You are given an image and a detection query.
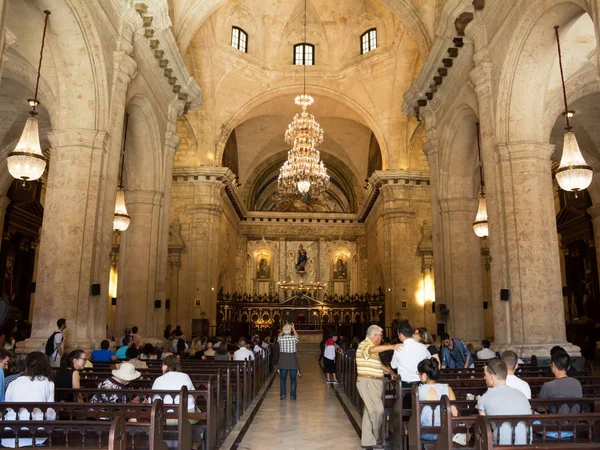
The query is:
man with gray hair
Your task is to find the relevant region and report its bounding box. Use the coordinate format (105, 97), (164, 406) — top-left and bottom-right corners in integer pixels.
(233, 339), (254, 361)
(356, 325), (402, 449)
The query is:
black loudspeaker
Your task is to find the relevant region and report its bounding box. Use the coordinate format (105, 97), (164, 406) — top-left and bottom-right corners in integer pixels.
(562, 286), (569, 297)
(483, 301), (489, 310)
(500, 289), (510, 301)
(29, 282), (36, 293)
(154, 300), (161, 308)
(439, 303), (449, 314)
(111, 297), (117, 306)
(165, 299), (171, 310)
(90, 284), (101, 296)
(431, 301), (436, 314)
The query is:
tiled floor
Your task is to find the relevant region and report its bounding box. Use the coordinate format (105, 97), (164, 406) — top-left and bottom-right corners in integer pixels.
(235, 355), (362, 450)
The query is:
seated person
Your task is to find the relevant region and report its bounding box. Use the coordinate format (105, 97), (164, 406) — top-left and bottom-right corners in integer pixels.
(476, 340), (496, 360)
(91, 339), (117, 362)
(55, 349), (87, 402)
(152, 355), (197, 423)
(203, 342), (215, 357)
(90, 362), (142, 403)
(502, 350), (531, 399)
(476, 359), (531, 445)
(139, 343), (157, 360)
(116, 346), (148, 370)
(417, 358), (458, 441)
(543, 346), (578, 377)
(214, 344), (231, 361)
(233, 340), (255, 361)
(115, 336), (131, 360)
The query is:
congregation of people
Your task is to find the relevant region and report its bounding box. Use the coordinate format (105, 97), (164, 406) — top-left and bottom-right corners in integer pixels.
(349, 322), (588, 449)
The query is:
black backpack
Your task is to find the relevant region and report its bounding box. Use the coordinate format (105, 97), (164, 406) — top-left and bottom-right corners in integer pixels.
(45, 331), (61, 356)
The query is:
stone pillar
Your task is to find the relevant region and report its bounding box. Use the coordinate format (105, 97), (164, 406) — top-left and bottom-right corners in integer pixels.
(438, 198), (485, 342)
(380, 184), (416, 325)
(116, 190), (163, 337)
(591, 0), (600, 83)
(186, 177), (225, 329)
(498, 142), (576, 355)
(0, 0), (10, 83)
(23, 130), (108, 351)
(167, 252), (181, 330)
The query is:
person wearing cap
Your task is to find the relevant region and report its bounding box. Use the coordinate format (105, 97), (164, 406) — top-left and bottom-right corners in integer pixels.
(90, 362), (143, 404)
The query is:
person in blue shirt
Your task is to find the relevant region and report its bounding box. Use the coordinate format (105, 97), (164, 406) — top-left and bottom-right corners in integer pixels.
(91, 340), (117, 362)
(440, 333), (474, 368)
(115, 336), (131, 360)
(0, 348), (10, 402)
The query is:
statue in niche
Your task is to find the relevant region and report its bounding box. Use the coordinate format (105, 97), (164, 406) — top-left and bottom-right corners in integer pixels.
(296, 244), (308, 273)
(257, 257), (270, 279)
(334, 257), (347, 279)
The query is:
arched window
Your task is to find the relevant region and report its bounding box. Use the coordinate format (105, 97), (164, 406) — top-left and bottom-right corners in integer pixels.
(231, 26), (248, 53)
(294, 43), (315, 65)
(361, 28), (377, 54)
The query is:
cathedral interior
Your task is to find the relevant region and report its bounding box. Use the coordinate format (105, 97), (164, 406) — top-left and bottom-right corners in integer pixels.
(0, 0), (599, 358)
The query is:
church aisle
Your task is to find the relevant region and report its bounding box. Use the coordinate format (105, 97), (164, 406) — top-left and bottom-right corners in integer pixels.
(234, 355), (362, 450)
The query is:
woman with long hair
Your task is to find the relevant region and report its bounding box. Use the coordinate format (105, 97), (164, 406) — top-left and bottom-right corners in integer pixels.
(414, 327), (440, 364)
(55, 349), (87, 402)
(6, 352), (54, 402)
(417, 358), (458, 441)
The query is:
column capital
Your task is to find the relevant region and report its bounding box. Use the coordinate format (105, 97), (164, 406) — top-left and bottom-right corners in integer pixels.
(499, 142), (555, 174)
(469, 61), (493, 99)
(126, 190), (163, 206)
(113, 50), (138, 84)
(165, 131), (181, 153)
(48, 129), (108, 150)
(439, 197), (478, 214)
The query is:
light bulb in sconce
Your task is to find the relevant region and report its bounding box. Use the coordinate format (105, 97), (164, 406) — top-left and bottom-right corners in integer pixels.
(211, 287), (215, 291)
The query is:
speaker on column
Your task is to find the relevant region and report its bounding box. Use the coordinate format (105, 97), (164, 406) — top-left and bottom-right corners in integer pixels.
(90, 284), (101, 296)
(431, 301), (436, 314)
(154, 300), (161, 309)
(483, 301), (489, 310)
(165, 299), (171, 310)
(111, 297), (117, 306)
(500, 289), (510, 301)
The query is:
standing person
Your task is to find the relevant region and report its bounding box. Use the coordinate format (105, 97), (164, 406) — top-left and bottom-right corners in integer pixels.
(440, 333), (474, 368)
(277, 323), (299, 400)
(55, 349), (87, 402)
(0, 349), (10, 401)
(46, 318), (66, 369)
(131, 326), (143, 349)
(501, 350), (531, 399)
(323, 333), (340, 384)
(476, 359), (531, 444)
(355, 325), (402, 450)
(390, 323), (431, 387)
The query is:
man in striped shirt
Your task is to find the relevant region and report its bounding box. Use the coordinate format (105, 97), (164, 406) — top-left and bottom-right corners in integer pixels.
(356, 325), (402, 449)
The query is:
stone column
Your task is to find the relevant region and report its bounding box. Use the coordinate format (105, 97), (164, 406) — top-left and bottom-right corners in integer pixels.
(116, 190), (163, 337)
(167, 252), (181, 329)
(23, 130), (108, 351)
(380, 184), (416, 325)
(0, 0), (10, 83)
(591, 0), (600, 83)
(498, 142), (576, 355)
(438, 198), (485, 342)
(586, 206), (600, 288)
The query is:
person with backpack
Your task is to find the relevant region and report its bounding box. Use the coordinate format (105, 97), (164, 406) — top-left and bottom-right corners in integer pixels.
(46, 318), (66, 368)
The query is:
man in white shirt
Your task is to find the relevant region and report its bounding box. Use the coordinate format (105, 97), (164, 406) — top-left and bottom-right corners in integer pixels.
(48, 318), (67, 368)
(476, 340), (497, 360)
(501, 350), (531, 399)
(233, 339), (255, 361)
(390, 323), (431, 387)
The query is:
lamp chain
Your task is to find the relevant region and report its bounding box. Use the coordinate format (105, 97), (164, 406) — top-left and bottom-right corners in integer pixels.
(554, 25), (571, 130)
(32, 11), (51, 115)
(303, 0), (307, 95)
(476, 122), (485, 196)
(118, 113), (129, 189)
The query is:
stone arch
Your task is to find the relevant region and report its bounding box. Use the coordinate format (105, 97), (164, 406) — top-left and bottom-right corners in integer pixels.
(175, 0), (431, 58)
(439, 106), (479, 200)
(214, 85), (390, 170)
(496, 0), (592, 144)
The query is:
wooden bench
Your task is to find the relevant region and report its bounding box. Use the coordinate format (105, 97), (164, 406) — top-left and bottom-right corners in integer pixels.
(0, 399), (173, 450)
(56, 385), (215, 450)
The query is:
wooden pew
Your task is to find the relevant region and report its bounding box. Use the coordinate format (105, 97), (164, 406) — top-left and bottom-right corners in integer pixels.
(473, 413), (600, 449)
(56, 385), (216, 450)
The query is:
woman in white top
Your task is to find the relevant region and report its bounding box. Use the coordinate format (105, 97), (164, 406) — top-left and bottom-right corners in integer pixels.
(152, 355), (196, 423)
(6, 351), (54, 402)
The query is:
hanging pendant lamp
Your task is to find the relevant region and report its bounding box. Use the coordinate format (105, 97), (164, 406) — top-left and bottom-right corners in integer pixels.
(7, 11), (51, 183)
(113, 114), (130, 231)
(553, 25), (592, 196)
(473, 122), (489, 238)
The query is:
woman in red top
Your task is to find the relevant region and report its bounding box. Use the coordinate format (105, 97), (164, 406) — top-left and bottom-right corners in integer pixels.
(323, 334), (340, 384)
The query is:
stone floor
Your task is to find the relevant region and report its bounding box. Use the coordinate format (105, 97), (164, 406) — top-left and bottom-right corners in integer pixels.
(233, 355), (362, 450)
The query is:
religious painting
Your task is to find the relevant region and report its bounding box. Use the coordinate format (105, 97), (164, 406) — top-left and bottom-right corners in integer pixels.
(255, 249), (271, 279)
(333, 256), (347, 279)
(296, 244), (308, 273)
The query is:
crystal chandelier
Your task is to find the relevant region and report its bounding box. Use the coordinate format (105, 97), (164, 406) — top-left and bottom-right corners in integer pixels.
(113, 114), (130, 231)
(7, 11), (51, 183)
(554, 25), (592, 196)
(278, 1), (329, 196)
(473, 122), (489, 238)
